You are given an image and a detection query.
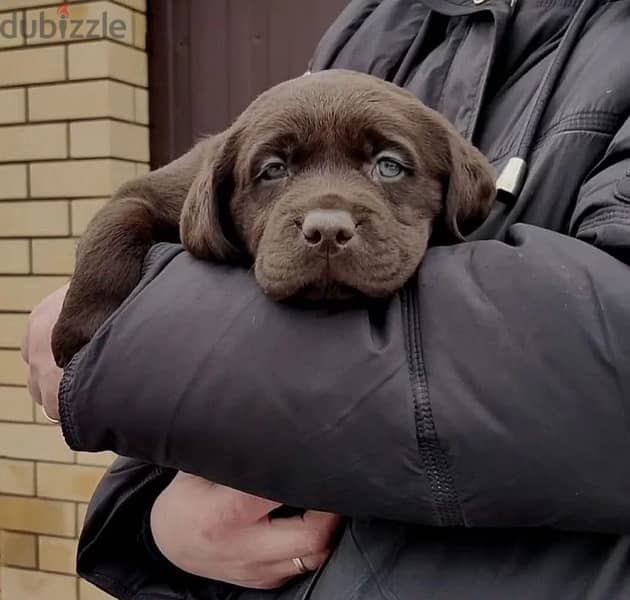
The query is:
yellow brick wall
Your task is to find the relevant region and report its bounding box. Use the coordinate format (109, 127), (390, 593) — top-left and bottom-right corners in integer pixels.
(0, 1), (148, 598)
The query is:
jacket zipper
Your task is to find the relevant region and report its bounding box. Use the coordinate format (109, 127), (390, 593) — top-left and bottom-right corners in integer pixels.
(401, 283), (464, 527)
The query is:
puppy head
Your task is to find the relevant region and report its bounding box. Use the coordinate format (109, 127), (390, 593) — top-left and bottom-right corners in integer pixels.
(181, 69), (495, 300)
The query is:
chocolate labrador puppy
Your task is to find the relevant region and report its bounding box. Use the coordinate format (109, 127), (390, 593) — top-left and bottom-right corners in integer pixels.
(51, 69), (495, 368)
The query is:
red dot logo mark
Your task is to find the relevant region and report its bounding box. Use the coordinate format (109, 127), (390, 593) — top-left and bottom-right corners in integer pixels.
(56, 2), (69, 17)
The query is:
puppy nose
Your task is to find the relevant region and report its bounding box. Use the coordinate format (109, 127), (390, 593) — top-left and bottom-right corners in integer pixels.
(301, 209), (356, 251)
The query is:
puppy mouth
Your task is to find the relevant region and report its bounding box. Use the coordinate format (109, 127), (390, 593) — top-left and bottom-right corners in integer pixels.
(257, 255), (397, 303)
(257, 256), (364, 302)
(294, 280), (361, 303)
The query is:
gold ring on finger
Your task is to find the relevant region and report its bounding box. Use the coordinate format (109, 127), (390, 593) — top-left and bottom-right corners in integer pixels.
(292, 556), (308, 575)
(41, 404), (60, 424)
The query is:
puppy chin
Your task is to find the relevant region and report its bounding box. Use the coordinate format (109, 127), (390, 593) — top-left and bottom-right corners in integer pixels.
(254, 269), (358, 303)
(254, 259), (304, 301)
(254, 243), (425, 302)
(255, 262), (403, 303)
(254, 259), (356, 302)
(295, 281), (361, 303)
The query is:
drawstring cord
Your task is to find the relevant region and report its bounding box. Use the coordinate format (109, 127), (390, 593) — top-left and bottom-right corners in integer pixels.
(497, 0), (600, 199)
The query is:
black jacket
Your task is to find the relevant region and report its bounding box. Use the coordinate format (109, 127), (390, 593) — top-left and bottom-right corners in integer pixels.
(61, 0), (630, 598)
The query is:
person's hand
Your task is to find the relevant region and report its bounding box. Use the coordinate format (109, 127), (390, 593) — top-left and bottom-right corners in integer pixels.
(151, 472), (342, 589)
(21, 284), (69, 423)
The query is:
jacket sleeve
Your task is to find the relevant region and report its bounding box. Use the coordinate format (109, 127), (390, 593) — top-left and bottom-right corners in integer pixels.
(76, 457), (237, 600)
(60, 121), (630, 534)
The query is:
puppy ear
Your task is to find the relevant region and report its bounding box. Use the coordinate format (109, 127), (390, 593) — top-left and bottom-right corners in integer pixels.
(180, 131), (243, 261)
(442, 123), (496, 240)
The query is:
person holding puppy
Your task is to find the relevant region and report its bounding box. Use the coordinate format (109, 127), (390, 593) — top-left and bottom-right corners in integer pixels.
(22, 0), (630, 599)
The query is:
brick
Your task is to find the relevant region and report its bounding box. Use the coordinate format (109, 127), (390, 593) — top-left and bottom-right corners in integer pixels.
(1, 0), (64, 9)
(133, 11), (146, 49)
(71, 120), (149, 161)
(113, 0), (146, 11)
(0, 496), (75, 536)
(0, 314), (29, 348)
(0, 164), (28, 199)
(0, 46), (65, 86)
(77, 451), (115, 467)
(0, 349), (25, 385)
(77, 503), (88, 530)
(0, 423), (74, 462)
(38, 536), (77, 574)
(26, 1), (133, 46)
(0, 89), (26, 124)
(28, 80), (135, 121)
(0, 386), (33, 422)
(71, 198), (107, 235)
(31, 159), (136, 198)
(0, 124), (66, 162)
(1, 567), (77, 600)
(0, 202), (69, 237)
(0, 240), (30, 274)
(134, 87), (148, 124)
(0, 12), (25, 49)
(0, 276), (68, 311)
(0, 532), (36, 568)
(32, 238), (76, 275)
(0, 458), (35, 495)
(80, 579), (117, 600)
(37, 463), (105, 502)
(69, 40), (147, 86)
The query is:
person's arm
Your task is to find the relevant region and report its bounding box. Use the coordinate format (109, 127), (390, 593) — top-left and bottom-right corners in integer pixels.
(75, 458), (338, 599)
(59, 120), (630, 533)
(22, 285), (340, 600)
(73, 458), (197, 599)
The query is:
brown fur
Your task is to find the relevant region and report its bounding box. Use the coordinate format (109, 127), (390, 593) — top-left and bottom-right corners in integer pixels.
(51, 69), (495, 367)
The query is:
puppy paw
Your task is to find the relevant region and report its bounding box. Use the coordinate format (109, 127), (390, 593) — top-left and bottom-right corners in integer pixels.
(51, 316), (91, 369)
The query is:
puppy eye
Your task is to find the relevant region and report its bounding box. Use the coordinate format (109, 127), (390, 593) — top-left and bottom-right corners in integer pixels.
(260, 161), (288, 181)
(376, 157), (404, 179)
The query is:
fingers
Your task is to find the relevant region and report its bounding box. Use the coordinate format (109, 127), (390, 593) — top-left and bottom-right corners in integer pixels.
(261, 551), (330, 586)
(40, 367), (62, 421)
(234, 510), (341, 562)
(220, 551), (331, 590)
(22, 323), (41, 406)
(269, 510), (342, 546)
(27, 348), (62, 420)
(194, 506), (340, 565)
(290, 550), (330, 575)
(20, 286), (67, 420)
(26, 369), (42, 407)
(243, 515), (340, 588)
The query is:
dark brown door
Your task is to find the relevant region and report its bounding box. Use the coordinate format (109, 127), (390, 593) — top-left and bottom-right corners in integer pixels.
(147, 0), (348, 169)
